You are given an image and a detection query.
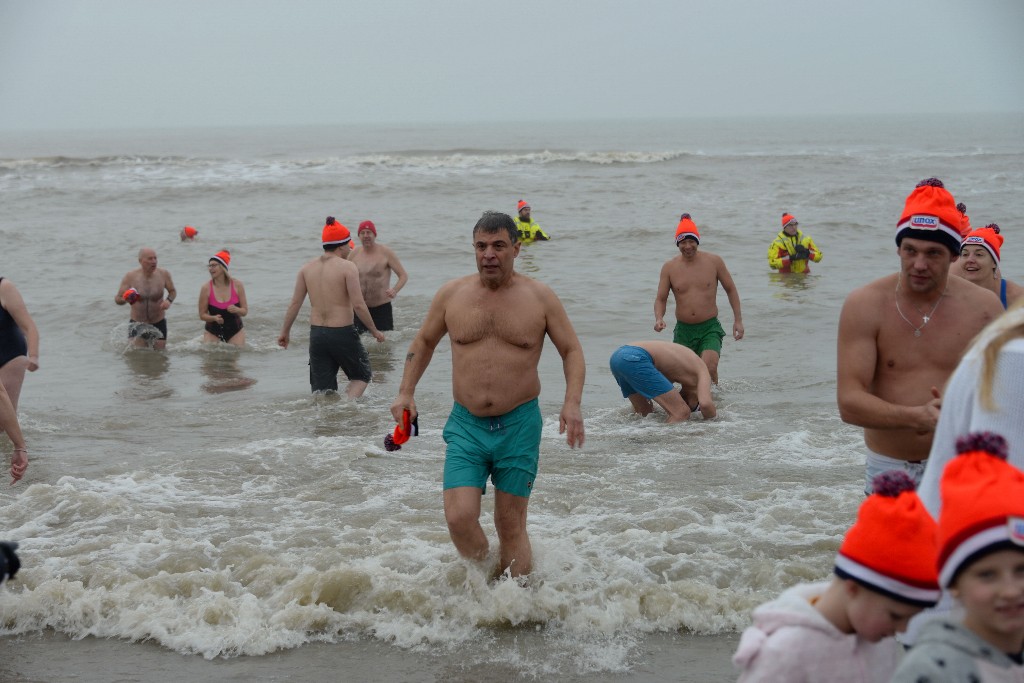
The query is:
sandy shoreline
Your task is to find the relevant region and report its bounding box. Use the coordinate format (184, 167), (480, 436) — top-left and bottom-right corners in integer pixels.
(1, 630), (741, 682)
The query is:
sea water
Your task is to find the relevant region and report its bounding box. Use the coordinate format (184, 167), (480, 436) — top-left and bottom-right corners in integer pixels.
(0, 114), (1022, 679)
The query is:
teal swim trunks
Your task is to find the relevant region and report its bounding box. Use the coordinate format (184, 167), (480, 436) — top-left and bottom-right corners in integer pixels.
(442, 398), (543, 498)
(673, 317), (725, 356)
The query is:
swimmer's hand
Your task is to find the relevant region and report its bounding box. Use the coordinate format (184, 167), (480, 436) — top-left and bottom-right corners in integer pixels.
(915, 386), (942, 435)
(123, 288), (140, 304)
(390, 396), (417, 426)
(385, 288), (397, 299)
(26, 355), (38, 372)
(733, 321), (744, 341)
(277, 332), (290, 349)
(10, 447), (27, 485)
(654, 318), (667, 333)
(372, 330), (385, 343)
(559, 403), (585, 448)
(211, 315), (224, 325)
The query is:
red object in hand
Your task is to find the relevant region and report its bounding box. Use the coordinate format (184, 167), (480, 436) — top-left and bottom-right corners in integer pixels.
(124, 287), (140, 304)
(384, 409), (417, 451)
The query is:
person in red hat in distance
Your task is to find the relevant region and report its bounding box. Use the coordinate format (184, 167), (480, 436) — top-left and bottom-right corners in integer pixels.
(837, 179), (1003, 493)
(348, 219), (408, 335)
(653, 213), (743, 384)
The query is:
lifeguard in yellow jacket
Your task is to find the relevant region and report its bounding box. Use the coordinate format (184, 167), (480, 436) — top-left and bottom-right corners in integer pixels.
(767, 213), (822, 273)
(514, 199), (550, 245)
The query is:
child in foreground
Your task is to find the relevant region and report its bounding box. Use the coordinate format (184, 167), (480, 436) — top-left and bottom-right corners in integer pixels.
(732, 471), (940, 682)
(891, 432), (1024, 681)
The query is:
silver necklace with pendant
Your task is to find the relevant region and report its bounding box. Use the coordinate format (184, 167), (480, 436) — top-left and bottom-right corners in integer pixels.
(895, 279), (945, 337)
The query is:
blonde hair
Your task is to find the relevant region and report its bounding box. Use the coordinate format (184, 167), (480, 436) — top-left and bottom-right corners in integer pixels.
(973, 298), (1024, 411)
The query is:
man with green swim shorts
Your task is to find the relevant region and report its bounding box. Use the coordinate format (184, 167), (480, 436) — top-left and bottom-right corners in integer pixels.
(391, 211), (585, 579)
(654, 213), (743, 383)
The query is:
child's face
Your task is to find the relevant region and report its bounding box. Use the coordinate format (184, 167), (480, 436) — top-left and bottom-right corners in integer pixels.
(846, 584), (923, 642)
(952, 549), (1024, 652)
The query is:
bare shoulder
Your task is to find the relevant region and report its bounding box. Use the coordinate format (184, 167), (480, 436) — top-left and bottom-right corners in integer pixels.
(949, 274), (1003, 309)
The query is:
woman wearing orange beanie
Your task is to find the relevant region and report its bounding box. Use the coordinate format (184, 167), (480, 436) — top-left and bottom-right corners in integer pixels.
(198, 250), (248, 346)
(956, 223), (1023, 309)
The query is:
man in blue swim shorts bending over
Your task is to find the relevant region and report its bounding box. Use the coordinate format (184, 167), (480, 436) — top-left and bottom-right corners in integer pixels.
(610, 340), (717, 422)
(391, 211), (585, 579)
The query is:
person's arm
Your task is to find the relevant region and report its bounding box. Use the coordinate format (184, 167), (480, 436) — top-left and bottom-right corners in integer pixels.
(161, 270), (177, 310)
(806, 235), (823, 263)
(115, 274), (133, 305)
(695, 365), (717, 419)
(347, 267), (384, 342)
(767, 239), (786, 271)
(653, 263), (671, 332)
(0, 281), (39, 371)
(385, 249), (409, 299)
(278, 271), (308, 349)
(717, 257), (744, 340)
(836, 290), (939, 431)
(542, 286), (585, 448)
(230, 280), (248, 317)
(533, 224), (550, 241)
(390, 284), (451, 423)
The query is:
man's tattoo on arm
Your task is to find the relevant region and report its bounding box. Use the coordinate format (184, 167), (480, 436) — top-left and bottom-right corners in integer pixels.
(405, 353), (415, 363)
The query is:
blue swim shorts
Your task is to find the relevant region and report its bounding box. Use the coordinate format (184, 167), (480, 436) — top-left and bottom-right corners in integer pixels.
(442, 398), (542, 498)
(609, 345), (674, 399)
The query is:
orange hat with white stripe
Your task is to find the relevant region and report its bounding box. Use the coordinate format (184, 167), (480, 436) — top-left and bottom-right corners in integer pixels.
(962, 224), (1003, 265)
(322, 216), (352, 246)
(210, 250), (231, 269)
(180, 226), (198, 240)
(675, 214), (700, 245)
(517, 199), (530, 214)
(781, 213), (797, 229)
(834, 470), (941, 606)
(937, 432), (1024, 588)
(896, 178), (963, 254)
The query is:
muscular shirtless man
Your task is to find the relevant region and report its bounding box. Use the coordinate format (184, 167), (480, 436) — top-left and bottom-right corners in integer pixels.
(348, 220), (408, 334)
(654, 214), (743, 383)
(278, 218), (385, 398)
(837, 179), (1003, 492)
(390, 211), (585, 578)
(115, 247), (177, 349)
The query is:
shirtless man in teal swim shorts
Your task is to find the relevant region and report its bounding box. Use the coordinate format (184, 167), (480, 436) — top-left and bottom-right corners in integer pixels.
(391, 211), (585, 579)
(654, 214), (743, 383)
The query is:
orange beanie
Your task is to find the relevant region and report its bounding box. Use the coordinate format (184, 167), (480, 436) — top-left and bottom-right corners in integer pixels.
(781, 213), (797, 229)
(210, 250), (231, 269)
(674, 214), (700, 245)
(896, 178), (963, 254)
(834, 470), (940, 606)
(962, 224), (1003, 265)
(181, 225), (198, 239)
(957, 202), (971, 236)
(937, 432), (1024, 587)
(517, 199), (530, 213)
(322, 216), (352, 246)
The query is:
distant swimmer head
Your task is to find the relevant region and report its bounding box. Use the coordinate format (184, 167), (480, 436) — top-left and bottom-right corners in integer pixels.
(781, 213), (798, 229)
(895, 178), (962, 255)
(675, 213), (699, 245)
(517, 199), (530, 216)
(210, 249), (231, 270)
(180, 225), (198, 241)
(322, 219), (352, 249)
(358, 220), (377, 236)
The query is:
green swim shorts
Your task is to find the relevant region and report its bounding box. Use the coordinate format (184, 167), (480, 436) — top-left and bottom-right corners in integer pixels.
(442, 398), (542, 498)
(673, 317), (726, 356)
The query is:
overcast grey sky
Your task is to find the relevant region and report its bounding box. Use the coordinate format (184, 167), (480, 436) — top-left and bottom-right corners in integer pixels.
(1, 0), (1021, 130)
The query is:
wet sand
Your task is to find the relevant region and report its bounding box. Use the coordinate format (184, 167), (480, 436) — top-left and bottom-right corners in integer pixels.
(1, 630), (741, 682)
